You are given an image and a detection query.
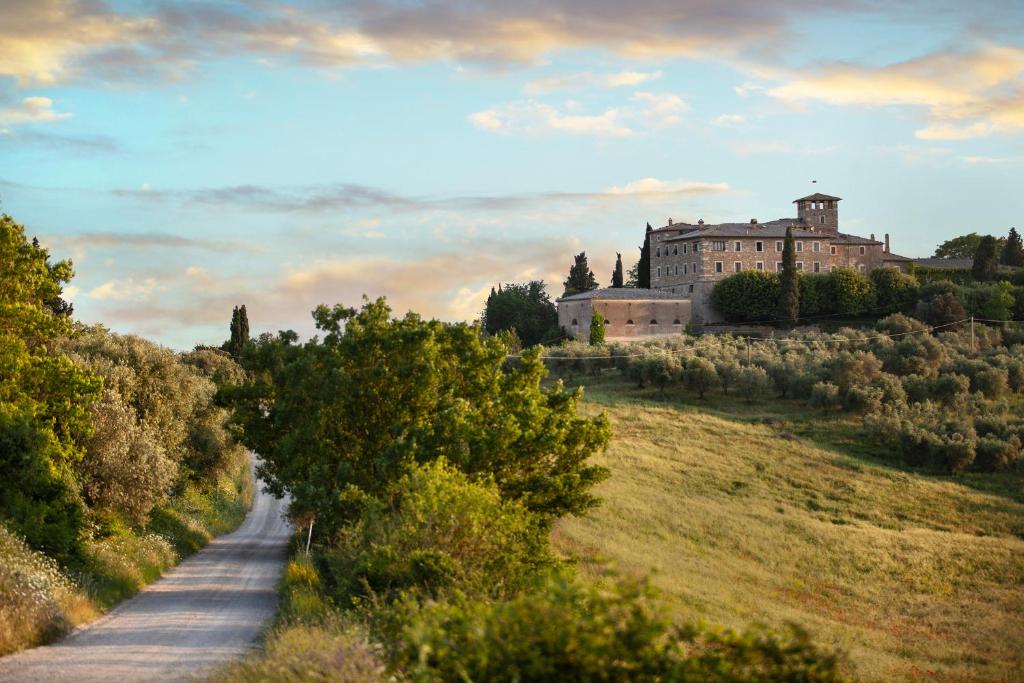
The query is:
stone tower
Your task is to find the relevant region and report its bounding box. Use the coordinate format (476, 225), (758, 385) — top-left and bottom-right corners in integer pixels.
(794, 193), (841, 235)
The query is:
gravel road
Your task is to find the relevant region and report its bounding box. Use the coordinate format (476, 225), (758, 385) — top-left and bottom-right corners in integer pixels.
(0, 474), (291, 682)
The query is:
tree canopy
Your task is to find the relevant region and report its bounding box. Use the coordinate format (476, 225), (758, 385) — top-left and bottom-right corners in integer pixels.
(1003, 227), (1024, 268)
(482, 281), (558, 347)
(973, 235), (1001, 281)
(563, 252), (598, 296)
(934, 232), (1005, 260)
(778, 226), (799, 324)
(611, 253), (624, 288)
(637, 224), (652, 289)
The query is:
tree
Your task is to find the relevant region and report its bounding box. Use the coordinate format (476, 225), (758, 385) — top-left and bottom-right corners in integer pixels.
(563, 252), (598, 296)
(871, 268), (919, 314)
(611, 253), (624, 288)
(481, 281), (559, 347)
(589, 310), (606, 345)
(1003, 227), (1024, 267)
(711, 271), (781, 322)
(934, 233), (1005, 260)
(225, 305), (250, 358)
(637, 224), (652, 289)
(227, 298), (611, 537)
(683, 357), (718, 399)
(777, 226), (800, 325)
(828, 268), (876, 315)
(972, 235), (1000, 281)
(625, 260), (640, 288)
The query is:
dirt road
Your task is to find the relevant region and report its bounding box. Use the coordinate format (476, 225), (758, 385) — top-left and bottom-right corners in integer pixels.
(0, 477), (291, 682)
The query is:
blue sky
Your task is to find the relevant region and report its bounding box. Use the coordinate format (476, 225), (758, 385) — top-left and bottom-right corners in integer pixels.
(2, 0), (1023, 348)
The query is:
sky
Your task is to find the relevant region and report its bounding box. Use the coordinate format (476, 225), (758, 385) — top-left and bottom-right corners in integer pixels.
(1, 0), (1023, 349)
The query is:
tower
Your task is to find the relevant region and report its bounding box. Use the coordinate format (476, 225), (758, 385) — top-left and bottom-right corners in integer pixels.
(794, 193), (840, 235)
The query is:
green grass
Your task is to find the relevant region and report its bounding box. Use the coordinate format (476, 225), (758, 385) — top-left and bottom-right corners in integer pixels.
(553, 376), (1024, 682)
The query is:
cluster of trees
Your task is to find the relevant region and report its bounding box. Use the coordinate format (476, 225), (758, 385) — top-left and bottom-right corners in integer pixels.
(223, 297), (846, 679)
(0, 213), (246, 566)
(538, 314), (1024, 474)
(933, 228), (1024, 268)
(713, 263), (1023, 325)
(481, 281), (559, 347)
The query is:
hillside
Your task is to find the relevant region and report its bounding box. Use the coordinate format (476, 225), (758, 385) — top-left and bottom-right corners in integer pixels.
(555, 380), (1024, 682)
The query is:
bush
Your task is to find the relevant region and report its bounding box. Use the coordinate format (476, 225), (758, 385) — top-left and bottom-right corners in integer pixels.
(711, 271), (780, 322)
(916, 292), (966, 327)
(810, 382), (841, 410)
(871, 269), (919, 314)
(827, 268), (876, 315)
(799, 274), (831, 317)
(392, 573), (848, 682)
(683, 357), (718, 399)
(322, 461), (552, 607)
(975, 435), (1022, 472)
(716, 361), (742, 395)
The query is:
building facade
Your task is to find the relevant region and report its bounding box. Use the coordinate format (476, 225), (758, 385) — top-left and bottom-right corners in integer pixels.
(558, 288), (692, 341)
(647, 193), (911, 324)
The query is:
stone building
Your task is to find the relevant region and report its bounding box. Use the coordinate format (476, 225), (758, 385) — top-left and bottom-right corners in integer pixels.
(647, 193), (911, 324)
(558, 288), (692, 341)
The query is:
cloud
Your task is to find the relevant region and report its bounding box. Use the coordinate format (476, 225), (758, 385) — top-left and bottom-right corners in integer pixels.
(87, 277), (158, 301)
(0, 96), (70, 126)
(0, 128), (117, 152)
(604, 178), (729, 196)
(523, 70), (662, 95)
(711, 113), (745, 125)
(766, 46), (1024, 139)
(961, 155), (1007, 164)
(43, 231), (263, 253)
(470, 90), (686, 137)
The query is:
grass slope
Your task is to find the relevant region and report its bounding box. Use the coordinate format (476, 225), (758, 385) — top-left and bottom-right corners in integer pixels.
(554, 379), (1024, 683)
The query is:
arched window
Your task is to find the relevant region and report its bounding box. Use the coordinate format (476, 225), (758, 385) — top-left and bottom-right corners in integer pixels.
(626, 319), (634, 325)
(571, 319), (578, 326)
(673, 246), (678, 255)
(650, 319), (658, 325)
(673, 319), (682, 325)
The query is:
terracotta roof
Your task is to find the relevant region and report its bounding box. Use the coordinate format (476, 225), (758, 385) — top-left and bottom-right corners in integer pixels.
(793, 192), (842, 202)
(558, 288), (689, 302)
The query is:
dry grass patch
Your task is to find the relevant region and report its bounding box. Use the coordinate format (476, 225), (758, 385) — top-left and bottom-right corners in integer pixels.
(554, 393), (1024, 682)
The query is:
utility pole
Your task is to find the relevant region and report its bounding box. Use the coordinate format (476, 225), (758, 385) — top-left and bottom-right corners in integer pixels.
(305, 518), (314, 554)
(746, 337), (751, 365)
(970, 316), (975, 353)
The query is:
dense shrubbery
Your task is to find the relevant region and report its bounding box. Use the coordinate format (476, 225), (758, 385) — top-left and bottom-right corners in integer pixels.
(538, 314), (1024, 474)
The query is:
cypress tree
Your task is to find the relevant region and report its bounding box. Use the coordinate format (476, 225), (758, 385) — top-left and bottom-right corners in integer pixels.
(778, 226), (800, 326)
(589, 310), (606, 345)
(611, 253), (624, 288)
(1002, 227), (1024, 267)
(638, 223), (652, 289)
(563, 252), (599, 296)
(238, 304), (250, 346)
(225, 304), (251, 358)
(972, 235), (1000, 281)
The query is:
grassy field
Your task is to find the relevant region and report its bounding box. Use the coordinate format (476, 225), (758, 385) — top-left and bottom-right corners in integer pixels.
(553, 377), (1024, 683)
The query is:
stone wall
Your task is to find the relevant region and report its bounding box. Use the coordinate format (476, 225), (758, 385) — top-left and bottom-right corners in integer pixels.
(559, 297), (693, 341)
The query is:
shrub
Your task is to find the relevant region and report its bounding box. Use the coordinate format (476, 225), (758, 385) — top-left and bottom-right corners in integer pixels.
(827, 268), (876, 315)
(322, 460), (552, 607)
(683, 357), (718, 399)
(735, 366), (770, 404)
(716, 361), (742, 395)
(842, 385), (884, 414)
(916, 292), (966, 327)
(589, 310), (606, 345)
(827, 351), (883, 393)
(871, 269), (919, 314)
(392, 573), (848, 682)
(799, 274), (831, 317)
(974, 435), (1022, 472)
(711, 271), (780, 322)
(809, 382), (841, 410)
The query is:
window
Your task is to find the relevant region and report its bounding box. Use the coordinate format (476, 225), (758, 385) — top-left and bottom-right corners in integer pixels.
(712, 241), (726, 251)
(683, 263), (688, 275)
(756, 261), (764, 271)
(571, 319), (578, 326)
(796, 241), (804, 252)
(694, 243), (700, 252)
(734, 262), (742, 273)
(657, 266), (661, 277)
(683, 244), (688, 254)
(756, 241), (763, 252)
(812, 241), (820, 253)
(734, 241), (742, 251)
(675, 265), (679, 275)
(858, 264), (866, 273)
(830, 245), (837, 255)
(796, 262), (804, 272)
(649, 319), (658, 325)
(860, 246), (866, 255)
(820, 216), (825, 224)
(673, 319), (682, 325)
(715, 261), (723, 273)
(775, 241), (783, 252)
(656, 247), (661, 257)
(688, 284), (694, 293)
(776, 262), (783, 272)
(626, 319), (634, 325)
(673, 245), (678, 255)
(813, 262), (821, 273)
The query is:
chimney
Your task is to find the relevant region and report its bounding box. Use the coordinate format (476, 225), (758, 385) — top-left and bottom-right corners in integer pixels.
(870, 233), (875, 241)
(885, 233), (890, 253)
(667, 217), (673, 226)
(750, 218), (758, 224)
(697, 219), (704, 225)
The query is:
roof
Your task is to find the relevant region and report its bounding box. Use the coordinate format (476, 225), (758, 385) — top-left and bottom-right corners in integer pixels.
(660, 219), (817, 241)
(882, 252), (913, 262)
(830, 232), (882, 245)
(558, 288), (689, 302)
(912, 257), (973, 270)
(793, 192), (842, 202)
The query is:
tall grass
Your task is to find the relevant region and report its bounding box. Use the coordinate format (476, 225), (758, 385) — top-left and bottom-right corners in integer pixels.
(553, 382), (1024, 682)
(0, 449), (254, 656)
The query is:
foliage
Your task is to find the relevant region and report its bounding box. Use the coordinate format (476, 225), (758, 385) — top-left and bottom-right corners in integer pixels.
(972, 235), (1001, 281)
(563, 251), (599, 296)
(735, 366), (770, 404)
(710, 271), (780, 322)
(1003, 227), (1024, 267)
(229, 298), (610, 537)
(827, 267), (876, 315)
(224, 305), (250, 358)
(871, 268), (919, 314)
(684, 357), (718, 399)
(778, 226), (800, 325)
(934, 232), (1004, 260)
(637, 223), (652, 289)
(482, 281), (559, 347)
(915, 292), (966, 327)
(611, 252), (624, 288)
(393, 572), (847, 682)
(322, 461), (552, 607)
(589, 309), (606, 345)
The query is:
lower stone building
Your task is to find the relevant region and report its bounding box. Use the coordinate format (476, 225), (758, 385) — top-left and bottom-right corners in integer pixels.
(557, 288), (691, 341)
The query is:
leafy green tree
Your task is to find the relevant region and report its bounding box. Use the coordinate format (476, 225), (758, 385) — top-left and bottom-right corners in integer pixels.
(711, 271), (781, 322)
(224, 305), (250, 358)
(625, 260), (640, 288)
(1003, 227), (1024, 267)
(482, 281), (558, 347)
(915, 292), (966, 327)
(736, 366), (770, 404)
(611, 253), (624, 288)
(227, 298), (611, 537)
(972, 235), (1001, 281)
(934, 232), (1005, 259)
(871, 269), (919, 314)
(778, 226), (800, 325)
(828, 268), (876, 315)
(683, 357), (718, 399)
(637, 224), (652, 289)
(563, 252), (599, 296)
(589, 310), (606, 345)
